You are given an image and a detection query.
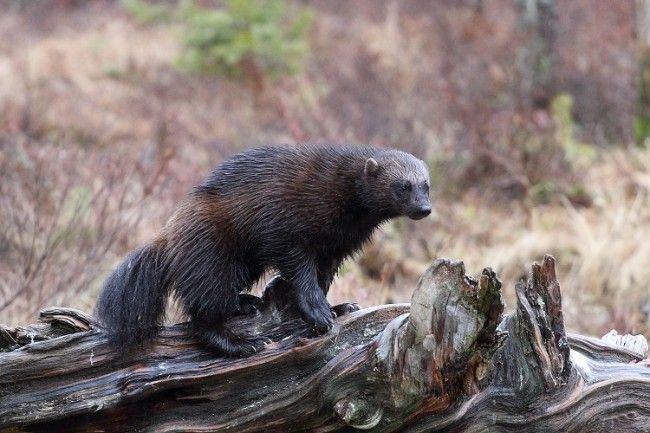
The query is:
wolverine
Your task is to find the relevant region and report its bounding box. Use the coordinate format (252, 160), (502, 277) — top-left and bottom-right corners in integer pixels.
(95, 144), (431, 357)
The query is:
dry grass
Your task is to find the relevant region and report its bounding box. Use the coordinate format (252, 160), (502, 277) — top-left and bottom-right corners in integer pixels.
(328, 148), (650, 336)
(0, 2), (647, 339)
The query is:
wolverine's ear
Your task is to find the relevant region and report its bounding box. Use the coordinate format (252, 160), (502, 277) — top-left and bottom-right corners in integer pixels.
(364, 158), (379, 176)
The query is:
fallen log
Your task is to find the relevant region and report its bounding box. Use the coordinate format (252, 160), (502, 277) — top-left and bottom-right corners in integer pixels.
(0, 255), (648, 432)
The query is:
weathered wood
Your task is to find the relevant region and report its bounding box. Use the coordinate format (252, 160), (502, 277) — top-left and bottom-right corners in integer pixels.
(0, 255), (648, 432)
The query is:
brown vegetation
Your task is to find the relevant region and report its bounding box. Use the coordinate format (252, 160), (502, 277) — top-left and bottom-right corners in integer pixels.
(0, 0), (648, 338)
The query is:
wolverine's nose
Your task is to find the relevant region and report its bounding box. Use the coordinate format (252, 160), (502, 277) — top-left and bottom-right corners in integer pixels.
(416, 206), (431, 217)
(409, 205), (431, 220)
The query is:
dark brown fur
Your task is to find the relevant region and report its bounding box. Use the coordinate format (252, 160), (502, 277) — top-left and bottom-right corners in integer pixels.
(95, 145), (431, 356)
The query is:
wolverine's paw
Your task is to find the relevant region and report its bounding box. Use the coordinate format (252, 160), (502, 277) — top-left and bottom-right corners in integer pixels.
(219, 334), (272, 357)
(297, 294), (334, 335)
(330, 302), (361, 318)
(235, 293), (265, 315)
(195, 328), (272, 358)
(232, 335), (273, 357)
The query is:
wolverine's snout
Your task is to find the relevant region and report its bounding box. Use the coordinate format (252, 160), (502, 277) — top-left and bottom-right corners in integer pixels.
(407, 192), (432, 220)
(413, 205), (432, 219)
(409, 204), (431, 220)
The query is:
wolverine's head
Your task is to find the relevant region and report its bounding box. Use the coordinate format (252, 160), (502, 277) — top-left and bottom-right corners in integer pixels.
(359, 149), (431, 220)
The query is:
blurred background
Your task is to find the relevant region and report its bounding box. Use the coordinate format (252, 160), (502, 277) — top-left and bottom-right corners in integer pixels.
(1, 0), (649, 337)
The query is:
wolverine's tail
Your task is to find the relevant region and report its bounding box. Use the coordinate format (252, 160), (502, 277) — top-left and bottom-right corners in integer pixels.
(95, 243), (170, 352)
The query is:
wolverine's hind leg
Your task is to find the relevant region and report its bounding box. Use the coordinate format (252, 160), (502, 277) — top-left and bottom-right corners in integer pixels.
(174, 244), (269, 357)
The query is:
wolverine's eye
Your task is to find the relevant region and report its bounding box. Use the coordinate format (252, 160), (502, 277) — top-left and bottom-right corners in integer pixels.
(401, 181), (412, 192)
(422, 182), (429, 194)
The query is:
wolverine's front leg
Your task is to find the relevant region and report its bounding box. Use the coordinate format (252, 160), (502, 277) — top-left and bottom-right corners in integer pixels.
(263, 261), (360, 324)
(317, 260), (360, 318)
(277, 256), (333, 334)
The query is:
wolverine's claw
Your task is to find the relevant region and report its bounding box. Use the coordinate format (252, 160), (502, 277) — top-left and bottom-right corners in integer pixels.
(331, 302), (361, 317)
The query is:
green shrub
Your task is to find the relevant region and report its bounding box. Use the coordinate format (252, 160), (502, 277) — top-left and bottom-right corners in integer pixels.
(551, 93), (595, 166)
(634, 115), (650, 147)
(177, 0), (313, 81)
(120, 0), (172, 24)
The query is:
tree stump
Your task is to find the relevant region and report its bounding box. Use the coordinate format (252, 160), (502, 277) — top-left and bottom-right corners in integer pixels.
(1, 255), (648, 432)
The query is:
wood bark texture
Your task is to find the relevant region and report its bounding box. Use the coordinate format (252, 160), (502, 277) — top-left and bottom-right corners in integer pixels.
(1, 255), (648, 432)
